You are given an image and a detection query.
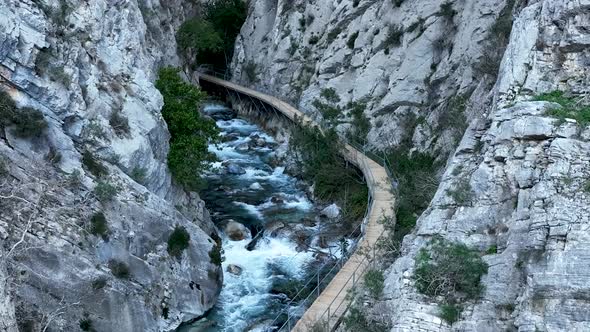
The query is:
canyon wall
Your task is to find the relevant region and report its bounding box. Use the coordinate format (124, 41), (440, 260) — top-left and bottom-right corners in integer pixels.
(0, 0), (221, 331)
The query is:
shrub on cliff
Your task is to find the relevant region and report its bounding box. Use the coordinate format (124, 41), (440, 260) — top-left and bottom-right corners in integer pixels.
(90, 212), (109, 239)
(167, 226), (190, 258)
(0, 90), (48, 138)
(155, 67), (218, 190)
(414, 237), (488, 324)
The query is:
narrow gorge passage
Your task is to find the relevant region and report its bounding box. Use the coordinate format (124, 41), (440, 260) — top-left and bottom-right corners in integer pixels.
(182, 102), (342, 331)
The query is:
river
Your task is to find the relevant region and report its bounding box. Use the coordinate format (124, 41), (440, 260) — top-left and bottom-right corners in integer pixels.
(183, 102), (329, 331)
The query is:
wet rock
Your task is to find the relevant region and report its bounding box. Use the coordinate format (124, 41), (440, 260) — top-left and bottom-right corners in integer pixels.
(209, 109), (235, 121)
(223, 220), (251, 241)
(302, 218), (317, 227)
(226, 264), (243, 276)
(235, 143), (250, 152)
(320, 204), (341, 219)
(264, 220), (286, 237)
(226, 163), (246, 175)
(221, 133), (240, 142)
(270, 196), (284, 204)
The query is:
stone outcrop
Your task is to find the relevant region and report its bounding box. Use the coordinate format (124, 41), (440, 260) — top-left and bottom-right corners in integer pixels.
(0, 0), (221, 330)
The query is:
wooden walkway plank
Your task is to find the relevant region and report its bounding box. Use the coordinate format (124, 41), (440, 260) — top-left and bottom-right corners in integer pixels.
(198, 73), (396, 332)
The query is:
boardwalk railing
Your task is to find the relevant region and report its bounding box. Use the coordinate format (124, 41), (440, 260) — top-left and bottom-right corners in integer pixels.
(197, 69), (396, 331)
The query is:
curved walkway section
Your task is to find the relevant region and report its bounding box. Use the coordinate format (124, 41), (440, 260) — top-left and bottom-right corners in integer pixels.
(198, 73), (396, 331)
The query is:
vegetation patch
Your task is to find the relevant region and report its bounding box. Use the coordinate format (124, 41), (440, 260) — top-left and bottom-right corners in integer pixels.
(167, 226), (191, 258)
(209, 243), (224, 266)
(414, 237), (488, 325)
(176, 0), (246, 70)
(109, 111), (130, 136)
(82, 151), (108, 178)
(534, 91), (590, 126)
(155, 68), (219, 190)
(90, 212), (109, 239)
(343, 306), (389, 332)
(289, 125), (368, 229)
(474, 0), (516, 78)
(130, 167), (147, 184)
(108, 259), (130, 279)
(364, 269), (385, 298)
(94, 181), (118, 202)
(0, 91), (48, 138)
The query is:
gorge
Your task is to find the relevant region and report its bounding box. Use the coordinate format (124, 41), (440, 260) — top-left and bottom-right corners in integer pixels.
(2, 0), (590, 331)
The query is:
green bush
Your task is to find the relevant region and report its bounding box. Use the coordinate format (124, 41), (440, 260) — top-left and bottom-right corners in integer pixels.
(382, 25), (403, 50)
(346, 101), (371, 143)
(309, 35), (320, 45)
(439, 2), (457, 19)
(209, 243), (223, 265)
(347, 31), (359, 49)
(91, 277), (107, 290)
(108, 260), (130, 279)
(290, 125), (368, 228)
(177, 19), (223, 57)
(90, 212), (109, 238)
(109, 111), (130, 136)
(79, 318), (93, 331)
(0, 91), (47, 137)
(167, 226), (191, 258)
(82, 151), (108, 177)
(155, 67), (218, 190)
(534, 91), (590, 125)
(439, 303), (461, 324)
(94, 181), (118, 202)
(486, 245), (497, 255)
(414, 237), (488, 301)
(131, 167), (147, 184)
(364, 269), (385, 298)
(12, 107), (48, 138)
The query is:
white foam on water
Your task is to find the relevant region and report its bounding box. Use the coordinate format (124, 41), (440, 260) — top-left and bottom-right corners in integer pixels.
(233, 201), (264, 220)
(204, 103), (230, 113)
(217, 236), (314, 331)
(217, 119), (259, 133)
(209, 144), (246, 160)
(283, 194), (313, 211)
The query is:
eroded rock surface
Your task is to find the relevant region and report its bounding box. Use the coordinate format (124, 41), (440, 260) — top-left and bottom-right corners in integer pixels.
(0, 0), (222, 331)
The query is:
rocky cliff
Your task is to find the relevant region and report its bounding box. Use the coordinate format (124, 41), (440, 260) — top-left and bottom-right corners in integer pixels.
(232, 0), (590, 330)
(0, 0), (221, 331)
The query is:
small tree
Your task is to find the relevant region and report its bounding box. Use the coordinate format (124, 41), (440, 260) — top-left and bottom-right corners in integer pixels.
(167, 226), (190, 258)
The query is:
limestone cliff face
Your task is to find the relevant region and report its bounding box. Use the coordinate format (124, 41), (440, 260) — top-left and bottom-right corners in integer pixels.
(233, 0), (590, 330)
(0, 0), (221, 331)
(232, 0), (511, 155)
(384, 1), (590, 331)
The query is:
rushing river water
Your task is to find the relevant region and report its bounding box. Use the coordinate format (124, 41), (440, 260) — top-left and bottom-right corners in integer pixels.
(185, 102), (322, 331)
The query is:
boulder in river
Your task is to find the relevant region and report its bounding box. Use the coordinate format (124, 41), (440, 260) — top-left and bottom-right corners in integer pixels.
(320, 203), (341, 219)
(226, 264), (243, 276)
(270, 196), (284, 204)
(223, 220), (251, 241)
(249, 182), (262, 190)
(226, 163), (246, 175)
(235, 143), (250, 152)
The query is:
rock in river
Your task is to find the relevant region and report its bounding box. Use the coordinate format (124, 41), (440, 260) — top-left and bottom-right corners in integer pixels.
(226, 264), (243, 276)
(223, 220), (251, 241)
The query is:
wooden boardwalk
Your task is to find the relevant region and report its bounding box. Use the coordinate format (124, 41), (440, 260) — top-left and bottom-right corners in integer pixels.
(198, 74), (396, 331)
